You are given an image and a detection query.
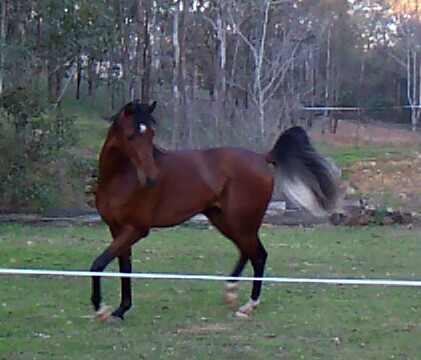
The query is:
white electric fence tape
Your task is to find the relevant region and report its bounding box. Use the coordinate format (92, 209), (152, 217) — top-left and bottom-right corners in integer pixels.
(1, 268), (421, 287)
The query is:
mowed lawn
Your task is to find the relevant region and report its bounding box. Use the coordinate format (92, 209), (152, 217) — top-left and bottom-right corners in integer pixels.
(0, 222), (420, 359)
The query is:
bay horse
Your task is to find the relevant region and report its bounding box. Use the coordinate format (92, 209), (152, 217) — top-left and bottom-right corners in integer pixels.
(91, 100), (340, 321)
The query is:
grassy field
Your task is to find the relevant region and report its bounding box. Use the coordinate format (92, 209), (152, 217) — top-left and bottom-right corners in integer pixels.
(0, 223), (420, 359)
(315, 141), (417, 167)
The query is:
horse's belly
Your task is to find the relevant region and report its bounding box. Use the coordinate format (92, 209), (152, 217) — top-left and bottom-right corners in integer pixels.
(151, 211), (198, 227)
(151, 199), (207, 227)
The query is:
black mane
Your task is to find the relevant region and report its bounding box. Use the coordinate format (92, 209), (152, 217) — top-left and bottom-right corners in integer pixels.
(130, 100), (157, 126)
(108, 100), (157, 126)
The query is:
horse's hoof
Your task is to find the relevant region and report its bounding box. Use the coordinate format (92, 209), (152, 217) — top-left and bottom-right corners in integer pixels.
(225, 292), (238, 309)
(106, 315), (123, 324)
(235, 310), (250, 319)
(235, 298), (260, 318)
(224, 283), (238, 309)
(95, 304), (111, 321)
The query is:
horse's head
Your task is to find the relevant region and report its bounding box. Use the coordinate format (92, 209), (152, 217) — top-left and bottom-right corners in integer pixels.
(112, 100), (159, 187)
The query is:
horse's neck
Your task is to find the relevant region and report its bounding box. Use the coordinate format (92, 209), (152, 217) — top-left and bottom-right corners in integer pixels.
(98, 137), (131, 180)
(98, 134), (165, 178)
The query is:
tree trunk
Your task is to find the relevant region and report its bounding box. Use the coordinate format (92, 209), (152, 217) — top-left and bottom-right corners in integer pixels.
(0, 0), (6, 96)
(76, 49), (82, 100)
(308, 45), (316, 129)
(406, 45), (419, 132)
(55, 67), (62, 116)
(135, 0), (151, 102)
(87, 57), (95, 98)
(47, 57), (56, 104)
(255, 0), (271, 140)
(212, 0), (227, 144)
(323, 27), (331, 133)
(178, 0), (190, 147)
(111, 0), (124, 108)
(411, 108), (418, 132)
(171, 4), (181, 148)
(140, 3), (151, 103)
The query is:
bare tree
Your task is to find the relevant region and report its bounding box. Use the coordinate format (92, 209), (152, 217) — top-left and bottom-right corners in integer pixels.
(402, 18), (421, 132)
(383, 0), (421, 131)
(229, 0), (301, 140)
(135, 0), (153, 102)
(171, 1), (181, 148)
(202, 0), (228, 144)
(0, 0), (6, 96)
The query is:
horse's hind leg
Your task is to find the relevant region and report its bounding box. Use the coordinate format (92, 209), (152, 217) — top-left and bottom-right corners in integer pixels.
(205, 206), (268, 317)
(204, 207), (247, 309)
(225, 254), (247, 308)
(223, 234), (268, 317)
(236, 238), (267, 318)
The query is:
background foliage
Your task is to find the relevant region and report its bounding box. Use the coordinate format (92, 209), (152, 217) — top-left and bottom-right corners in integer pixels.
(0, 0), (420, 211)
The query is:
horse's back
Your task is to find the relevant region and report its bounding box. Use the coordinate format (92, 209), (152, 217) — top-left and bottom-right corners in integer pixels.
(165, 147), (273, 193)
(158, 146), (271, 182)
(203, 147), (273, 187)
(198, 147), (274, 230)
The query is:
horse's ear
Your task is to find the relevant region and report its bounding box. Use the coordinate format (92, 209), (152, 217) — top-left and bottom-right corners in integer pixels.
(123, 102), (133, 116)
(149, 101), (157, 114)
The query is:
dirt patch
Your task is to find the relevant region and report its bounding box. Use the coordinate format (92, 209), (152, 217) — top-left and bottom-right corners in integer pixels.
(346, 153), (421, 194)
(310, 120), (421, 146)
(345, 152), (421, 211)
(310, 120), (421, 211)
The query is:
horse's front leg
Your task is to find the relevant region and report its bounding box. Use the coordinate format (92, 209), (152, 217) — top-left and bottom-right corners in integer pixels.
(110, 249), (132, 320)
(90, 225), (145, 321)
(90, 247), (115, 318)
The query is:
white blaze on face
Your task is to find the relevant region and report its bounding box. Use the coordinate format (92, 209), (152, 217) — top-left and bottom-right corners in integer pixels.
(138, 123), (147, 133)
(136, 169), (147, 186)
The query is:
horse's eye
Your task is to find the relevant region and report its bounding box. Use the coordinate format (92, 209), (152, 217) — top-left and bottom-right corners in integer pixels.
(139, 124), (147, 134)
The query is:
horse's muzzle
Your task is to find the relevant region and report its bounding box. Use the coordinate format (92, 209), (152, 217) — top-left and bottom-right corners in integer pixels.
(145, 176), (158, 188)
(136, 170), (158, 188)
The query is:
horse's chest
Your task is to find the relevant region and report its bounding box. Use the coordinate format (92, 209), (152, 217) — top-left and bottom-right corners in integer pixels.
(96, 175), (151, 224)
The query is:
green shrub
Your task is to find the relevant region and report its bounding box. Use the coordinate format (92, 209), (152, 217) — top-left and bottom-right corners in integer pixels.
(0, 103), (84, 212)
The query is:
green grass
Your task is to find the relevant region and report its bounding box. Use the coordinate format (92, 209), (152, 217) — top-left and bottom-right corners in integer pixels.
(315, 142), (417, 167)
(72, 115), (109, 156)
(0, 223), (420, 359)
(61, 93), (110, 156)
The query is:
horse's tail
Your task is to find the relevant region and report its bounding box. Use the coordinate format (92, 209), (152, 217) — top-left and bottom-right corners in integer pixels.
(265, 126), (341, 217)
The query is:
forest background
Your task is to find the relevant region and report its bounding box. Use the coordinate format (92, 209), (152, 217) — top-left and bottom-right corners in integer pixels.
(0, 0), (420, 212)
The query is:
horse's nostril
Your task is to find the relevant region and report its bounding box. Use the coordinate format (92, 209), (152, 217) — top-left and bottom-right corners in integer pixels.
(145, 176), (158, 188)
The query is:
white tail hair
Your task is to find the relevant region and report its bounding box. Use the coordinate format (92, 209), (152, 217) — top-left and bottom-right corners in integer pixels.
(281, 177), (328, 217)
(281, 158), (342, 217)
